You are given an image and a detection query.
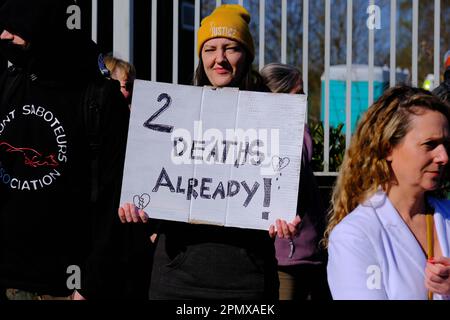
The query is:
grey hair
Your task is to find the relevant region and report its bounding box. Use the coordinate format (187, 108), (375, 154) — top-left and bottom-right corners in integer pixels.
(260, 63), (303, 94)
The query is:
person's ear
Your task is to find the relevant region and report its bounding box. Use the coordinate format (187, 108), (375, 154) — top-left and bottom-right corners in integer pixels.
(385, 148), (393, 162)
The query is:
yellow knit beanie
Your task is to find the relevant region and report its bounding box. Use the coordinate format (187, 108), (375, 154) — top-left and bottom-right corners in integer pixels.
(197, 4), (255, 61)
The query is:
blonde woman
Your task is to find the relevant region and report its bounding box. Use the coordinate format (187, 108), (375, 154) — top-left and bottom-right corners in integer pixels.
(104, 55), (136, 106)
(325, 86), (450, 299)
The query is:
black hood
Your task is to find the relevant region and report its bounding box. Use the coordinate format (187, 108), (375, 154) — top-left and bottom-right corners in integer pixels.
(0, 0), (100, 83)
(445, 67), (450, 82)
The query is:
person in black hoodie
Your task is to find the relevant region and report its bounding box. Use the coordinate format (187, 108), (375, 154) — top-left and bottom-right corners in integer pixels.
(0, 0), (140, 299)
(432, 67), (450, 104)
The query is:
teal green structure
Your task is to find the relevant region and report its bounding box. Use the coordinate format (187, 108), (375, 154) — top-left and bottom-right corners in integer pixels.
(320, 65), (408, 133)
(321, 80), (386, 132)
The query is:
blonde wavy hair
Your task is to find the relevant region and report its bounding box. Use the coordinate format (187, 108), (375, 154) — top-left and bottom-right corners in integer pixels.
(323, 86), (450, 247)
(104, 55), (136, 82)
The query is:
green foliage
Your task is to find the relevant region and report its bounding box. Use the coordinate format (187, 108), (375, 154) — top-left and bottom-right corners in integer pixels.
(310, 121), (346, 173)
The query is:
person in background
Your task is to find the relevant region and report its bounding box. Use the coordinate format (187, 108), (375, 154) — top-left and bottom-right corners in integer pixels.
(118, 4), (300, 300)
(104, 55), (136, 107)
(261, 63), (331, 300)
(444, 50), (450, 70)
(432, 51), (450, 105)
(325, 86), (450, 300)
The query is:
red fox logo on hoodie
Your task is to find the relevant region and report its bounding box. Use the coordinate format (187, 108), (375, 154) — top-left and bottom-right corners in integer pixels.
(0, 141), (59, 168)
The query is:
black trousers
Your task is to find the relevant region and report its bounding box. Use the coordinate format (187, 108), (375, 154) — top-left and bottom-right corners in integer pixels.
(278, 264), (332, 300)
(149, 233), (279, 300)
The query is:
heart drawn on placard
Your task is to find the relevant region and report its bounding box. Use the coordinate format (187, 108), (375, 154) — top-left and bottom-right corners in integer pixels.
(133, 193), (151, 210)
(272, 156), (290, 172)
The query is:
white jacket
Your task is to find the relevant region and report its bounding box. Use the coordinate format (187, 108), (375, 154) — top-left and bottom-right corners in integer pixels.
(327, 190), (450, 300)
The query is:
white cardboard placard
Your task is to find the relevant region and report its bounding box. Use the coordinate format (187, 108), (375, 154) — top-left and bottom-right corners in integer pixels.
(120, 80), (307, 230)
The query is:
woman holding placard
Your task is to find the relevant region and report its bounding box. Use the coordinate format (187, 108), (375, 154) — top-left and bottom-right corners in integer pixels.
(118, 4), (300, 300)
(325, 86), (450, 299)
